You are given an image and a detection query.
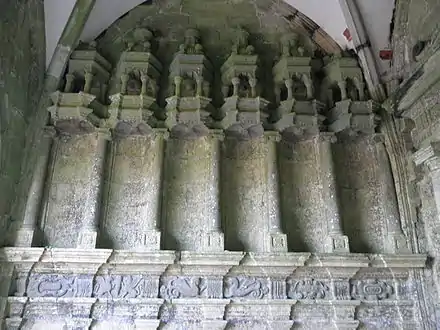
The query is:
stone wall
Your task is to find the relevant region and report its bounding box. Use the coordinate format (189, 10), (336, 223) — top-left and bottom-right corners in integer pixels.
(0, 0), (46, 246)
(391, 0), (440, 84)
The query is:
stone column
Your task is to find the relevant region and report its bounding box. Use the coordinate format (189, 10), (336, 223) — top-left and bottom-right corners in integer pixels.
(333, 132), (403, 253)
(100, 129), (166, 250)
(163, 125), (223, 251)
(266, 132), (283, 235)
(40, 130), (107, 248)
(222, 127), (287, 252)
(12, 128), (54, 246)
(279, 129), (349, 253)
(414, 142), (440, 299)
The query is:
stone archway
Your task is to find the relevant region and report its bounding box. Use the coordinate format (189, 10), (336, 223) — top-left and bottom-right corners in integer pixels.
(0, 1), (428, 329)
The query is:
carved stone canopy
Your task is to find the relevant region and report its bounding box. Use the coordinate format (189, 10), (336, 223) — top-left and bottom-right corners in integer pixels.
(125, 27), (153, 52)
(221, 28), (259, 98)
(64, 48), (112, 103)
(178, 28), (204, 55)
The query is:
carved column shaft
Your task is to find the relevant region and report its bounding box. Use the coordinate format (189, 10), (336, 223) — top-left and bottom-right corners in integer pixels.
(40, 132), (107, 248)
(100, 131), (165, 250)
(163, 132), (223, 251)
(222, 135), (286, 252)
(333, 134), (401, 253)
(279, 133), (348, 253)
(14, 129), (54, 246)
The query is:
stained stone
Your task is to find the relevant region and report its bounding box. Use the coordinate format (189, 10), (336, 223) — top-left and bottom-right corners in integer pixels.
(2, 0), (440, 328)
(101, 133), (164, 250)
(40, 133), (107, 248)
(163, 133), (223, 252)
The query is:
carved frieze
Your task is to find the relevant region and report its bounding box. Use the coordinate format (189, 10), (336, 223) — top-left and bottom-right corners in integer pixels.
(92, 275), (155, 299)
(223, 276), (270, 299)
(350, 279), (395, 301)
(27, 274), (93, 298)
(286, 278), (330, 300)
(159, 276), (208, 299)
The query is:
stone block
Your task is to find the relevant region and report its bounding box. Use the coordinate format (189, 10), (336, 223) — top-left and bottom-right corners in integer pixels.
(328, 234), (350, 253)
(224, 300), (294, 329)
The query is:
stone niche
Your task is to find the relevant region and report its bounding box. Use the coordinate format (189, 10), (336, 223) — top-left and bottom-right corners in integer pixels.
(0, 0), (430, 329)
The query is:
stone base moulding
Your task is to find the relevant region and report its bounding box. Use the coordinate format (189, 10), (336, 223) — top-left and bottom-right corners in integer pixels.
(0, 248), (427, 329)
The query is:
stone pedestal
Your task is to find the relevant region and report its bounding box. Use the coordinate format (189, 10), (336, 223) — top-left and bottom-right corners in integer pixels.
(279, 131), (349, 253)
(223, 132), (288, 252)
(163, 129), (223, 251)
(100, 130), (166, 250)
(333, 133), (404, 253)
(40, 131), (107, 248)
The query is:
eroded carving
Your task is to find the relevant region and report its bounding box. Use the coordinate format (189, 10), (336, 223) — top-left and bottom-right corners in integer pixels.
(231, 27), (255, 55)
(178, 28), (203, 54)
(93, 275), (154, 298)
(125, 27), (153, 52)
(159, 276), (208, 299)
(287, 278), (330, 300)
(223, 276), (269, 299)
(350, 279), (395, 301)
(27, 274), (92, 298)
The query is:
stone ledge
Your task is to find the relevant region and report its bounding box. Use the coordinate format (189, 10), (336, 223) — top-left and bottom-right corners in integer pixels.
(0, 248), (428, 270)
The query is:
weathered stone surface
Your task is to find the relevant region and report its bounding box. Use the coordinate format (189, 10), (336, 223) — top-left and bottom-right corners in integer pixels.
(0, 0), (45, 246)
(101, 132), (164, 250)
(333, 134), (403, 253)
(3, 0), (440, 328)
(163, 132), (223, 251)
(40, 133), (107, 248)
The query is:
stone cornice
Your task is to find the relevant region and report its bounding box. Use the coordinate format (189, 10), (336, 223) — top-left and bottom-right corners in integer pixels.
(412, 141), (440, 167)
(0, 248), (427, 271)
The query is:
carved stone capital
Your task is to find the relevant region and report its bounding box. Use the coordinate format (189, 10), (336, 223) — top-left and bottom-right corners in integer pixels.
(169, 123), (209, 140)
(281, 128), (335, 144)
(335, 130), (385, 144)
(413, 141), (440, 172)
(112, 121), (153, 139)
(224, 123), (265, 141)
